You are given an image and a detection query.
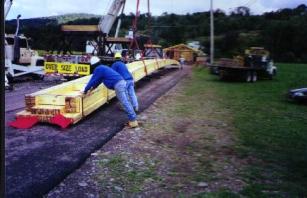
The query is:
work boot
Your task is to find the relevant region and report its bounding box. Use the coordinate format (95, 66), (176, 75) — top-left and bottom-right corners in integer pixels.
(128, 120), (139, 128)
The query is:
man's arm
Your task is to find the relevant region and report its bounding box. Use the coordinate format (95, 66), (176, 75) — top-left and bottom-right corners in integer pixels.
(84, 76), (100, 94)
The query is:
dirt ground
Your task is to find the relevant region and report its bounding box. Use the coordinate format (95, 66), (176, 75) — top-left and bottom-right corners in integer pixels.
(46, 65), (247, 197)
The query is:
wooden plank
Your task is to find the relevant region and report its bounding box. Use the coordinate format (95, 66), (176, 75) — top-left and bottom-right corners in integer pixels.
(144, 44), (162, 48)
(106, 37), (130, 43)
(82, 86), (108, 116)
(61, 25), (99, 32)
(16, 59), (180, 126)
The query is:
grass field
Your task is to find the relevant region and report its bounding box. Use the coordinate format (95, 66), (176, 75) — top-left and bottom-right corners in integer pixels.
(91, 63), (306, 196)
(192, 63), (307, 197)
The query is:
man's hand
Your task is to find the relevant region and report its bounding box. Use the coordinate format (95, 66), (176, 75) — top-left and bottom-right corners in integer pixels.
(79, 90), (86, 98)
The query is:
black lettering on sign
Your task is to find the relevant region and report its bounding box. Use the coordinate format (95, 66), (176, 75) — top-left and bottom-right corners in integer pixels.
(45, 63), (57, 70)
(76, 66), (89, 73)
(61, 64), (72, 71)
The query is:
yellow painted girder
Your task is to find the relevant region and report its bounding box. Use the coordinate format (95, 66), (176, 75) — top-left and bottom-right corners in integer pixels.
(16, 59), (179, 124)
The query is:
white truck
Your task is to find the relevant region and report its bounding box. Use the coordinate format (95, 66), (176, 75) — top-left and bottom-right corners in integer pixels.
(5, 0), (45, 89)
(210, 47), (277, 82)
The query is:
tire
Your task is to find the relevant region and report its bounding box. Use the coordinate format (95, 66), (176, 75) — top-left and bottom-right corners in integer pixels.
(219, 70), (226, 80)
(269, 69), (277, 80)
(64, 76), (77, 81)
(7, 72), (14, 84)
(252, 71), (257, 82)
(31, 74), (45, 80)
(245, 71), (252, 82)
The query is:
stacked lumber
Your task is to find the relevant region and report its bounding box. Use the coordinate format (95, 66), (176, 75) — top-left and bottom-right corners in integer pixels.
(15, 59), (179, 127)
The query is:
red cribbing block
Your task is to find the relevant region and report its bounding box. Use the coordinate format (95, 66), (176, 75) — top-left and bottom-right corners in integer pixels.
(9, 116), (39, 129)
(50, 114), (73, 129)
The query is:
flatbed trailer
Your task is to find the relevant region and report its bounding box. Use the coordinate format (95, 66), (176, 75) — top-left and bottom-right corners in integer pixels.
(210, 55), (277, 82)
(212, 64), (276, 82)
(209, 47), (277, 82)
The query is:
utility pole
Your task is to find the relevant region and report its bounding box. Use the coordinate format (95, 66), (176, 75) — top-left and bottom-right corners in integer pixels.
(210, 0), (214, 64)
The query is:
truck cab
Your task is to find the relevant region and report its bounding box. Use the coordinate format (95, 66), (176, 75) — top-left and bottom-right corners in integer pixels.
(5, 34), (44, 66)
(243, 47), (277, 79)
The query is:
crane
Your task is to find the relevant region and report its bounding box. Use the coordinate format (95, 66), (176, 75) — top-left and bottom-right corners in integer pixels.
(45, 0), (130, 78)
(98, 0), (126, 36)
(57, 0), (128, 57)
(4, 0), (13, 19)
(45, 0), (161, 78)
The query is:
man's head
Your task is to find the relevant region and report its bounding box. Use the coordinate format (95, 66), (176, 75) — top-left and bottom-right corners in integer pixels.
(114, 52), (122, 60)
(90, 56), (100, 65)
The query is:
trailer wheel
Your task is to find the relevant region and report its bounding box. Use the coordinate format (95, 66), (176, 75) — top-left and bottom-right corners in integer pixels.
(252, 71), (257, 82)
(64, 76), (77, 81)
(7, 72), (14, 84)
(31, 74), (45, 80)
(219, 70), (226, 80)
(269, 69), (276, 80)
(245, 71), (252, 82)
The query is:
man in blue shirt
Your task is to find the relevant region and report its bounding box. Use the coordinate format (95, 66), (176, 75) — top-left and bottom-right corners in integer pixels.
(112, 52), (139, 112)
(82, 56), (138, 128)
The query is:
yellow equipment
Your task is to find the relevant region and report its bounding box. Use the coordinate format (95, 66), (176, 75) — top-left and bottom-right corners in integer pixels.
(11, 59), (179, 128)
(114, 52), (122, 59)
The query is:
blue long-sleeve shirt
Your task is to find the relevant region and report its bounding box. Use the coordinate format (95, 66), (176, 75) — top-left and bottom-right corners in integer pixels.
(111, 61), (133, 81)
(84, 65), (123, 93)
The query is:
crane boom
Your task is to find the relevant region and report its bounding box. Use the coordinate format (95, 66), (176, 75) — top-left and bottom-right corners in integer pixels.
(98, 0), (126, 35)
(4, 0), (13, 19)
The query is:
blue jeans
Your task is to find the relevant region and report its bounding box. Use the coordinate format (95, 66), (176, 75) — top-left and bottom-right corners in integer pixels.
(114, 80), (137, 121)
(126, 79), (139, 111)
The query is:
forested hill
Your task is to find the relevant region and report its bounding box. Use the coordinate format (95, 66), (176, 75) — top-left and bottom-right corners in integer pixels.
(5, 5), (307, 63)
(5, 13), (101, 27)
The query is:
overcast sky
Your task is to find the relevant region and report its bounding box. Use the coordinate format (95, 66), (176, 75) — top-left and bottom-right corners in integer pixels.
(5, 0), (307, 20)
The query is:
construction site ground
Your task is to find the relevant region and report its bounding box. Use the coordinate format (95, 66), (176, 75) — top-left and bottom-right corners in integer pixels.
(45, 65), (247, 198)
(5, 66), (188, 198)
(6, 63), (307, 197)
(44, 63), (307, 197)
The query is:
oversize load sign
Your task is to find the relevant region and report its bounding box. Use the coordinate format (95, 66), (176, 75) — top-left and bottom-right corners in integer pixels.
(44, 62), (90, 75)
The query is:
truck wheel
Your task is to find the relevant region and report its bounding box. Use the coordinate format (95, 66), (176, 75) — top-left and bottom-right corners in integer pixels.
(64, 76), (77, 81)
(7, 72), (14, 84)
(219, 70), (225, 80)
(269, 69), (276, 80)
(252, 72), (257, 82)
(245, 71), (252, 82)
(31, 74), (45, 80)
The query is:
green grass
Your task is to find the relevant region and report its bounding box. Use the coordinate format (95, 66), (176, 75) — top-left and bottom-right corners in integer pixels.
(192, 190), (240, 198)
(97, 154), (160, 193)
(191, 63), (307, 196)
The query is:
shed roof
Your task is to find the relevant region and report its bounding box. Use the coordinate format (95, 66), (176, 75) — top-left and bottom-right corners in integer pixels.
(163, 43), (199, 52)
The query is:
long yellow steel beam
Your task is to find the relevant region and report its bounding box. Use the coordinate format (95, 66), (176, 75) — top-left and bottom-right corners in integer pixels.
(16, 59), (179, 125)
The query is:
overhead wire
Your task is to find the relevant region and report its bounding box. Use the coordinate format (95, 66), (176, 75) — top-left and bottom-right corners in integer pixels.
(245, 0), (258, 8)
(228, 0), (258, 13)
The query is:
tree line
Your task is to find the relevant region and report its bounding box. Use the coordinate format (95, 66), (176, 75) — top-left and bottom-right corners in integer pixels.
(5, 4), (307, 63)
